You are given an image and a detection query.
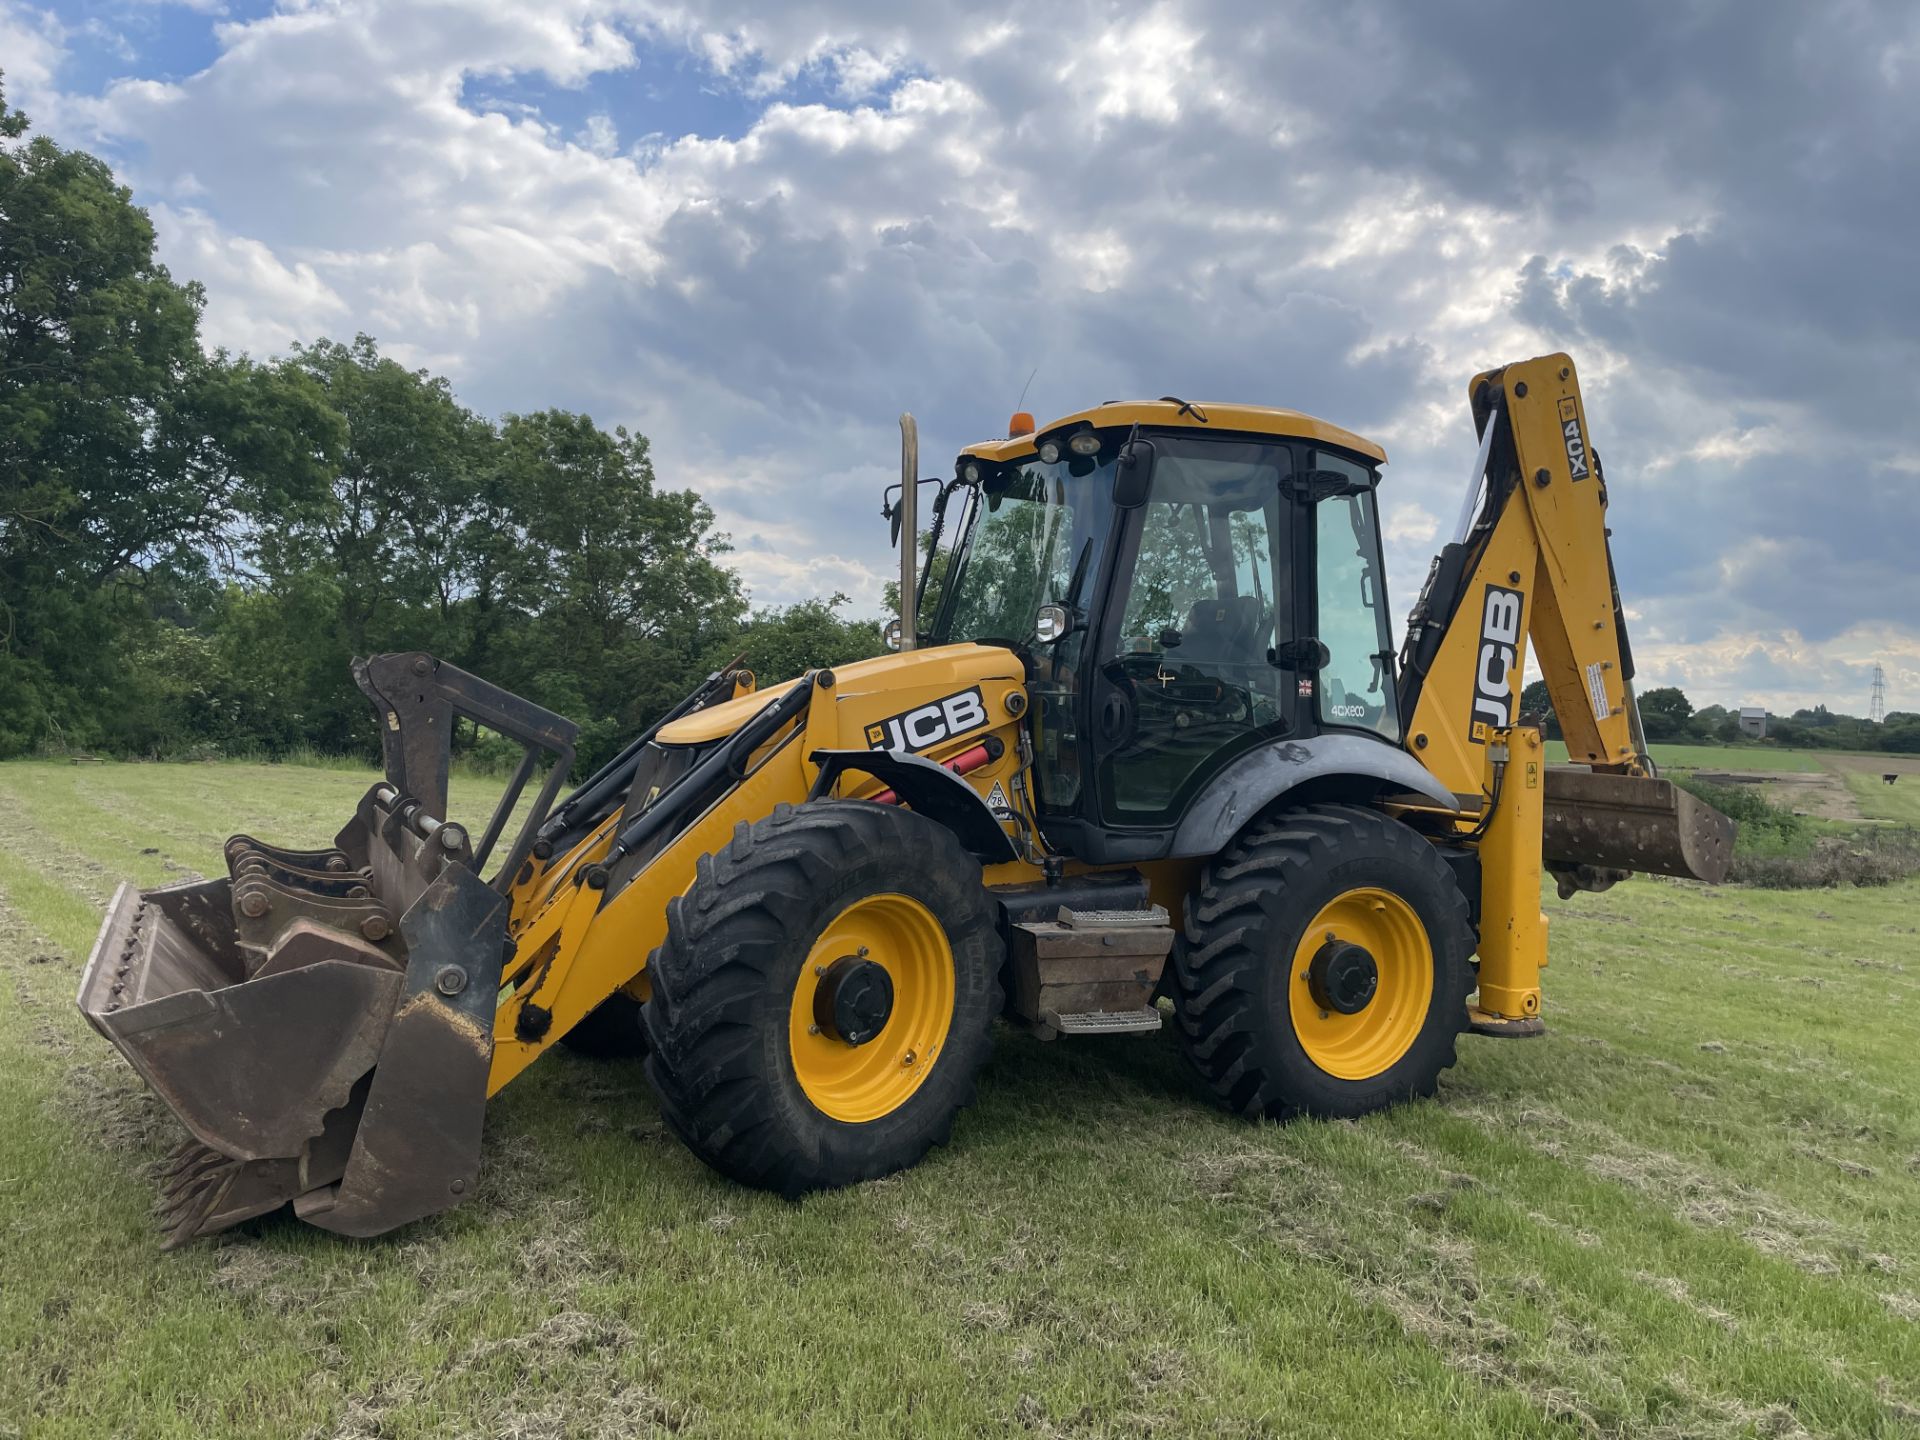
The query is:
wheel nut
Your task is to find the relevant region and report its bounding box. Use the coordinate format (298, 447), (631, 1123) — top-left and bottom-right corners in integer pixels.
(434, 965), (467, 996)
(902, 1050), (917, 1067)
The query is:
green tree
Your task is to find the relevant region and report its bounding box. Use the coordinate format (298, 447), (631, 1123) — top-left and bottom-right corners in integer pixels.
(1637, 686), (1694, 741)
(0, 75), (336, 754)
(716, 595), (884, 685)
(490, 409), (745, 765)
(263, 336), (489, 655)
(1517, 678), (1562, 740)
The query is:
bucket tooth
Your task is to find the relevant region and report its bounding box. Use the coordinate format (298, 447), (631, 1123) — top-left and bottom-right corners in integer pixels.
(159, 1174), (238, 1250)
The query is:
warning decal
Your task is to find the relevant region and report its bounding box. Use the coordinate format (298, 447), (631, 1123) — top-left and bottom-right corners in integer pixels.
(1586, 662), (1611, 721)
(984, 779), (1013, 821)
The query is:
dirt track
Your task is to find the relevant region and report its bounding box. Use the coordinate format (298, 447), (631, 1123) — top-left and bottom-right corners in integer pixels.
(1691, 752), (1920, 823)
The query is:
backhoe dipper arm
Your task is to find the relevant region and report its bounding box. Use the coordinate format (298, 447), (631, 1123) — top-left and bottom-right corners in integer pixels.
(1397, 353), (1639, 801)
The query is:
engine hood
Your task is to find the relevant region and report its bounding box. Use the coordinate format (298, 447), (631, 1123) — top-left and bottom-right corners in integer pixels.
(657, 643), (1026, 745)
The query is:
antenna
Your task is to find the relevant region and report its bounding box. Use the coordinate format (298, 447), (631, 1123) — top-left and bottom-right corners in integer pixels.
(1869, 664), (1887, 724)
(1014, 365), (1038, 418)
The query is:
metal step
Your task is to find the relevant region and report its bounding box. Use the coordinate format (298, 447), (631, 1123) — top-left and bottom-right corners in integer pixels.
(1055, 904), (1169, 929)
(1044, 1006), (1164, 1036)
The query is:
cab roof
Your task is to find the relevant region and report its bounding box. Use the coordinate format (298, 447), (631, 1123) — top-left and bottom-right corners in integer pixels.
(958, 399), (1387, 466)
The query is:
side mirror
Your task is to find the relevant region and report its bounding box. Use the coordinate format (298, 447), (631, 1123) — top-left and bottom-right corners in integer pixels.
(1113, 438), (1155, 509)
(883, 619), (904, 651)
(1035, 604), (1070, 643)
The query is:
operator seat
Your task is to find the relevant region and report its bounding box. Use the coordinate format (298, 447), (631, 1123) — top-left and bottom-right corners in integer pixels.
(1176, 595), (1264, 670)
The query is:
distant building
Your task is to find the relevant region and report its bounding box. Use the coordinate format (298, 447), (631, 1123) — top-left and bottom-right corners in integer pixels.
(1737, 707), (1767, 739)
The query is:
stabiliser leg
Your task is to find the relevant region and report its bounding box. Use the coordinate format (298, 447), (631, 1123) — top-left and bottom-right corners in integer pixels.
(1469, 726), (1548, 1038)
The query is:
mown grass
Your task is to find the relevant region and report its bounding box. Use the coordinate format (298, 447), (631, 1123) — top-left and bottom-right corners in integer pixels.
(1842, 769), (1920, 827)
(2, 759), (1919, 1438)
(1545, 741), (1825, 774)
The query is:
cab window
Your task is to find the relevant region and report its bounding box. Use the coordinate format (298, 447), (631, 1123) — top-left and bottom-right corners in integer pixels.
(1312, 453), (1399, 741)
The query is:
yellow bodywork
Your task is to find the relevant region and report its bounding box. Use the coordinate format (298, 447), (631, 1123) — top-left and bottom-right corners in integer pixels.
(490, 353), (1664, 1085)
(491, 355), (1681, 1082)
(960, 399), (1387, 466)
(1405, 354), (1641, 797)
(488, 644), (1037, 1094)
(1393, 354), (1647, 1022)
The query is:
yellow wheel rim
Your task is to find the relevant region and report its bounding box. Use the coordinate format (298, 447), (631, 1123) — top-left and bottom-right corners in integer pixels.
(787, 893), (955, 1123)
(1287, 887), (1433, 1081)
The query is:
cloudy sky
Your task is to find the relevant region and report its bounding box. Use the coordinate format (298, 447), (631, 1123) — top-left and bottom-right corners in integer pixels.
(5, 0), (1916, 713)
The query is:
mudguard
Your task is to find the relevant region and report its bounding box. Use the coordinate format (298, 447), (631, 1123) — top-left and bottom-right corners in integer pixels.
(1168, 732), (1458, 857)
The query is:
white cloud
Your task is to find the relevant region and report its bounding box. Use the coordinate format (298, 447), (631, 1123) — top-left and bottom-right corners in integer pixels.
(151, 205), (351, 354)
(0, 0), (65, 120)
(1383, 503), (1439, 547)
(4, 0), (1914, 716)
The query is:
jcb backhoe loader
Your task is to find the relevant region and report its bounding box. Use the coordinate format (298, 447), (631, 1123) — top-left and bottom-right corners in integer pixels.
(79, 353), (1731, 1246)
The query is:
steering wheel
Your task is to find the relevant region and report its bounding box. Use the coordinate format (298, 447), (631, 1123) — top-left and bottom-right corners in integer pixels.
(1114, 653), (1234, 705)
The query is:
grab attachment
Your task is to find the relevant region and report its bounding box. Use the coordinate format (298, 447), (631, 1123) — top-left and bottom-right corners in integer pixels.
(75, 655), (577, 1246)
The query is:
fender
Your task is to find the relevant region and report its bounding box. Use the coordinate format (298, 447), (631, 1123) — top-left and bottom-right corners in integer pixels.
(1168, 733), (1457, 858)
(807, 749), (1019, 864)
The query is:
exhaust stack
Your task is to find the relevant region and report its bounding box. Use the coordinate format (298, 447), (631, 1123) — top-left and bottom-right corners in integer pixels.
(898, 412), (918, 651)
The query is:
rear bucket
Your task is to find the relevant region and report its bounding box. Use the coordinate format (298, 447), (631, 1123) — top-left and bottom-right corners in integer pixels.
(1542, 768), (1735, 886)
(77, 784), (509, 1246)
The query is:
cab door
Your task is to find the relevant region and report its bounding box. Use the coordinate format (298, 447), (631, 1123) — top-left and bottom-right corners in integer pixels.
(1090, 437), (1299, 826)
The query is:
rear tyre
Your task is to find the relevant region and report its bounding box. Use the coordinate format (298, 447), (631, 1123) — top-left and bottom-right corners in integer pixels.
(642, 801), (1003, 1195)
(559, 994), (648, 1058)
(1172, 804), (1473, 1119)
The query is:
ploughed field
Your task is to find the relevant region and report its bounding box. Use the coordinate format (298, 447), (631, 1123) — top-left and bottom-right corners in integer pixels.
(2, 759), (1918, 1439)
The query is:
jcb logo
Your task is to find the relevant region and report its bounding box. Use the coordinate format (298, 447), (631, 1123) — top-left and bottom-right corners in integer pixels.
(1559, 397), (1590, 479)
(1469, 585), (1524, 743)
(865, 686), (989, 753)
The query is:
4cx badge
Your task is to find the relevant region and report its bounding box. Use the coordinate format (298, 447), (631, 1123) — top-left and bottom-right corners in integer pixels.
(865, 686), (989, 753)
(1558, 397), (1590, 479)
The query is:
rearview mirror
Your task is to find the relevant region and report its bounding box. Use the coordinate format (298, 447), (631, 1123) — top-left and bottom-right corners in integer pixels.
(1113, 438), (1155, 508)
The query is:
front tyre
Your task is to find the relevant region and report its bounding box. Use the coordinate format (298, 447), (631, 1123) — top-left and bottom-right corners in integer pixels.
(1172, 805), (1473, 1119)
(642, 801), (1003, 1194)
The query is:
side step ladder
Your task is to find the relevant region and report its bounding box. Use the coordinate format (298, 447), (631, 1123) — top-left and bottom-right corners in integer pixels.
(1008, 905), (1176, 1040)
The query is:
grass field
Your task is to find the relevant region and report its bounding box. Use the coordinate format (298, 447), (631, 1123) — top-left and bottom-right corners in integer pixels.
(1545, 741), (1825, 774)
(3, 760), (1919, 1438)
(1831, 764), (1920, 827)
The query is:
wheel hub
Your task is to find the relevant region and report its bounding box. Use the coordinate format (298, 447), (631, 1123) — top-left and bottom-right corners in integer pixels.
(1308, 939), (1379, 1015)
(813, 955), (894, 1046)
